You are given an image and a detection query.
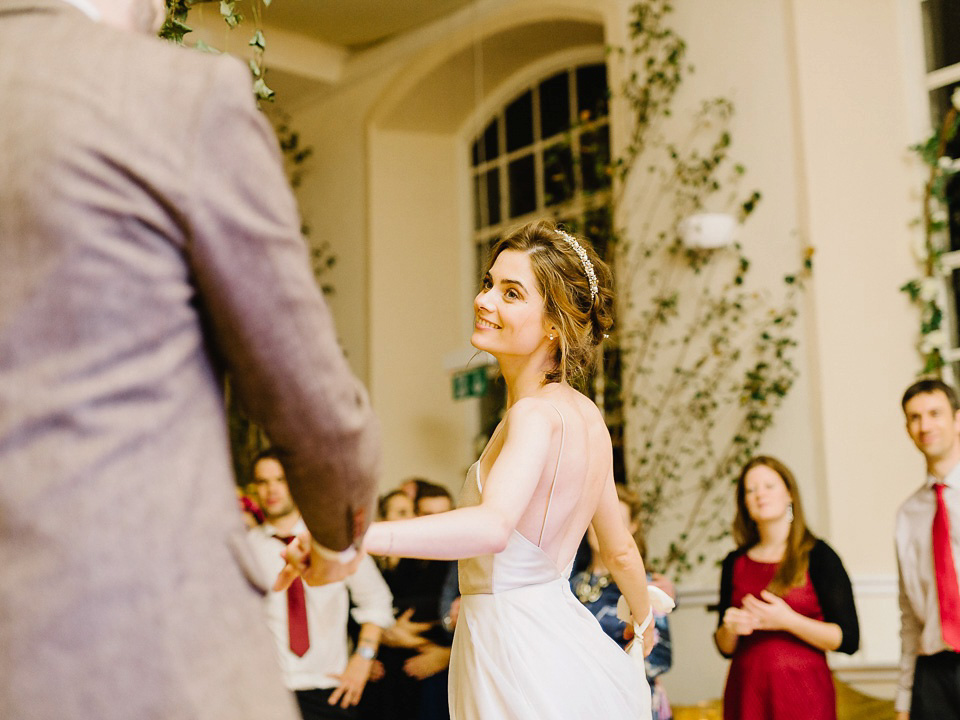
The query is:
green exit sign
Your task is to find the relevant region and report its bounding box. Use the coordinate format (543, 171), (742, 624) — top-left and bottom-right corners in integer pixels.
(452, 366), (487, 400)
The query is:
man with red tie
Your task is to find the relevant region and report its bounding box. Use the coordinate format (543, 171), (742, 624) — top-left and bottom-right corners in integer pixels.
(249, 450), (394, 719)
(897, 379), (960, 719)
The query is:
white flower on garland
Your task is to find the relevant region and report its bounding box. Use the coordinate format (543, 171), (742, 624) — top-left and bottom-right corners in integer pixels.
(920, 277), (944, 303)
(953, 87), (960, 111)
(932, 207), (949, 225)
(921, 329), (948, 355)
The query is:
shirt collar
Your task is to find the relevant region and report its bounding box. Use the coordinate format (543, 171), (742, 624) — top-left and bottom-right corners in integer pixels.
(928, 461), (960, 488)
(262, 517), (307, 539)
(59, 0), (101, 21)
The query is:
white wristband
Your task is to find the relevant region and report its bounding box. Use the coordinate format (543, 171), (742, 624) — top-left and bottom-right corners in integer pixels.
(311, 539), (359, 563)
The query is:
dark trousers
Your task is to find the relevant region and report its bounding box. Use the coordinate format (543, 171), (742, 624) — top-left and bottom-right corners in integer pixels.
(295, 688), (360, 720)
(911, 651), (960, 720)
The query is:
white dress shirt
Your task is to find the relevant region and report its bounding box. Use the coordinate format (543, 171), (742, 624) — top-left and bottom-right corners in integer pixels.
(895, 461), (960, 712)
(247, 519), (394, 691)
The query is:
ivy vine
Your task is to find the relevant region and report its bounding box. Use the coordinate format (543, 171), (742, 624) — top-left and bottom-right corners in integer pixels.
(901, 90), (960, 375)
(610, 0), (813, 577)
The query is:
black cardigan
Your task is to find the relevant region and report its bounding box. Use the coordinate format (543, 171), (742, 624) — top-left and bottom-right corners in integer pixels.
(715, 538), (860, 656)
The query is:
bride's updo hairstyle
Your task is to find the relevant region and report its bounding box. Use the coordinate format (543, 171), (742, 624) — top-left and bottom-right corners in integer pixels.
(487, 219), (614, 386)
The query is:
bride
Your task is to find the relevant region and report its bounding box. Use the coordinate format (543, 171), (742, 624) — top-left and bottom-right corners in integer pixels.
(286, 219), (657, 719)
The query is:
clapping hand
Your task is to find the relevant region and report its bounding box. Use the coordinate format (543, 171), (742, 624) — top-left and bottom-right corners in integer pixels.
(381, 608), (432, 649)
(741, 590), (795, 632)
(722, 606), (758, 636)
(403, 643), (452, 679)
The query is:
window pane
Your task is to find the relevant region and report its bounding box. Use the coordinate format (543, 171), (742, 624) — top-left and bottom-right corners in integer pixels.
(543, 143), (575, 206)
(485, 168), (501, 227)
(930, 82), (960, 127)
(508, 154), (536, 218)
(923, 0), (960, 72)
(473, 174), (483, 230)
(472, 118), (500, 166)
(581, 124), (612, 192)
(585, 205), (614, 261)
(576, 64), (609, 121)
(476, 238), (497, 284)
(505, 91), (534, 152)
(540, 72), (571, 139)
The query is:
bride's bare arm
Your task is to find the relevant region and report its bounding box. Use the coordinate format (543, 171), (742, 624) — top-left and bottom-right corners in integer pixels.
(591, 474), (652, 635)
(363, 399), (558, 560)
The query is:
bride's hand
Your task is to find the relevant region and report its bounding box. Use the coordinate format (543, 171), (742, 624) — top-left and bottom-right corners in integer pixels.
(640, 617), (655, 657)
(273, 531), (363, 590)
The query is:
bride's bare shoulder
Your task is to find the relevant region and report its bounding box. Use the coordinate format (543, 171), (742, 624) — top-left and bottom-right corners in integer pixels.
(502, 396), (563, 435)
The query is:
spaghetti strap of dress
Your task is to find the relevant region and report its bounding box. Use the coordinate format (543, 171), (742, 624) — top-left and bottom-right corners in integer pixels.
(536, 403), (565, 547)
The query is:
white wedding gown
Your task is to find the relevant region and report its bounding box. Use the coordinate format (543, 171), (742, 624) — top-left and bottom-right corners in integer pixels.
(448, 416), (652, 720)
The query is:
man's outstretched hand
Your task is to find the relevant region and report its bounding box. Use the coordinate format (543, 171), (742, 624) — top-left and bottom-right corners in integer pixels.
(273, 532), (363, 590)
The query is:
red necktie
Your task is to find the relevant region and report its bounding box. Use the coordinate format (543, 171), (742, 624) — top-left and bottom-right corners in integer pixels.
(932, 484), (960, 650)
(277, 535), (310, 657)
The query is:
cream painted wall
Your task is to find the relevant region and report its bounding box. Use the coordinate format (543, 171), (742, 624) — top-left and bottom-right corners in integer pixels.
(648, 0), (925, 704)
(368, 130), (478, 492)
(788, 0), (924, 572)
(291, 74), (396, 386)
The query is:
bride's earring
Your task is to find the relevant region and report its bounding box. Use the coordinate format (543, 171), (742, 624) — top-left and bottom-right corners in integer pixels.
(549, 333), (555, 341)
(786, 502), (794, 523)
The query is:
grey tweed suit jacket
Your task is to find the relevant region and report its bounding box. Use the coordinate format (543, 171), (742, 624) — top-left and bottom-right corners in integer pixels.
(0, 2), (380, 718)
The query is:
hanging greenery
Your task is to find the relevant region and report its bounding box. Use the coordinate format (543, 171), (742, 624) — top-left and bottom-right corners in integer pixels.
(609, 0), (813, 578)
(161, 0), (274, 100)
(901, 92), (960, 376)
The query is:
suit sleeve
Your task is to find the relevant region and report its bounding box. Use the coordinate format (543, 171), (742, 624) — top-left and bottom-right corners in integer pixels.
(808, 540), (859, 655)
(346, 556), (395, 629)
(184, 57), (379, 551)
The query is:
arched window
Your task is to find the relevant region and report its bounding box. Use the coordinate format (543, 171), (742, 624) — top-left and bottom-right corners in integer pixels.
(471, 62), (612, 264)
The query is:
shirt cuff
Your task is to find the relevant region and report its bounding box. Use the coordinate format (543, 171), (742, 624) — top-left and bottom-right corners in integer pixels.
(894, 688), (911, 713)
(311, 538), (358, 563)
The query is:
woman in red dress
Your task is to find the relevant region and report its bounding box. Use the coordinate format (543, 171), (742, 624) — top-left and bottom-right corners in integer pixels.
(714, 456), (859, 720)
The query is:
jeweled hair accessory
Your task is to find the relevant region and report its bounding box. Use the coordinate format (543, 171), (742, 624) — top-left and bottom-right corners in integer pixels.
(557, 229), (599, 298)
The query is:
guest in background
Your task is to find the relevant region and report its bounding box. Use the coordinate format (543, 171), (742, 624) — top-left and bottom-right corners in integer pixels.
(715, 456), (859, 720)
(896, 379), (960, 720)
(362, 482), (454, 720)
(248, 451), (393, 719)
(375, 491), (416, 575)
(400, 478), (435, 503)
(571, 485), (674, 720)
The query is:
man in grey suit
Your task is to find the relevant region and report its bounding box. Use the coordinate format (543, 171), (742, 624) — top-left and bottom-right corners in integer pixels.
(0, 1), (380, 718)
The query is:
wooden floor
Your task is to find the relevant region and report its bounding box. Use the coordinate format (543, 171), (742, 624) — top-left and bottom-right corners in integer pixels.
(672, 679), (896, 720)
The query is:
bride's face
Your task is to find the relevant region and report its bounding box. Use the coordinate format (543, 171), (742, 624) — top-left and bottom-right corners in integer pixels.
(472, 250), (551, 357)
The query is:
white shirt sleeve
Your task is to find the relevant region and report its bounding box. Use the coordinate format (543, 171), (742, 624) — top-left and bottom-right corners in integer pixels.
(896, 552), (921, 713)
(346, 556), (395, 629)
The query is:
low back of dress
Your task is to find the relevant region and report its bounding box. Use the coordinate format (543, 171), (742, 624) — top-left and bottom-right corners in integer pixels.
(449, 404), (650, 720)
